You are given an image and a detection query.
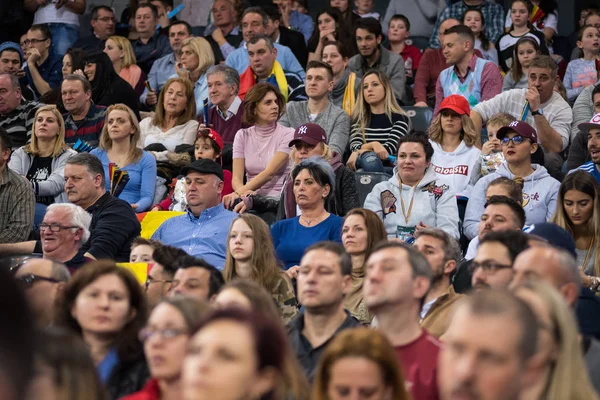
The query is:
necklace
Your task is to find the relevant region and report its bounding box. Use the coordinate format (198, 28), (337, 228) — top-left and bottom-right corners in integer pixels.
(300, 211), (328, 226)
(584, 237), (595, 270)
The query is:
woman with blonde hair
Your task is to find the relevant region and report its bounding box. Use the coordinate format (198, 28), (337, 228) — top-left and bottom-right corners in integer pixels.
(9, 105), (76, 224)
(223, 214), (298, 323)
(346, 69), (410, 174)
(312, 327), (411, 400)
(512, 281), (600, 400)
(173, 37), (215, 117)
(104, 35), (146, 96)
(91, 104), (157, 212)
(551, 170), (600, 289)
(429, 94), (481, 201)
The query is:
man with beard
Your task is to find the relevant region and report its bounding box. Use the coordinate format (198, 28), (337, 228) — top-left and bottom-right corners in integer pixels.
(414, 228), (463, 338)
(575, 113), (600, 183)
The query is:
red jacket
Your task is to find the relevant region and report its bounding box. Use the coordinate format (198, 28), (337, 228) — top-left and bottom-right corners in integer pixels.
(120, 379), (160, 400)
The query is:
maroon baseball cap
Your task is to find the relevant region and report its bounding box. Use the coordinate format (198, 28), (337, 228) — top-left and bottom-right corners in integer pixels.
(289, 123), (327, 147)
(496, 120), (538, 143)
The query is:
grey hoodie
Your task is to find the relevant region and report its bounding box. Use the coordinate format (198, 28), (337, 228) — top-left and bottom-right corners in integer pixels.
(463, 162), (560, 240)
(364, 167), (460, 240)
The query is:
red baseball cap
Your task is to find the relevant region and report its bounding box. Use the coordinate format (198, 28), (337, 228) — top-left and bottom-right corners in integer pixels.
(197, 128), (224, 151)
(289, 123), (328, 147)
(496, 120), (538, 143)
(439, 95), (471, 116)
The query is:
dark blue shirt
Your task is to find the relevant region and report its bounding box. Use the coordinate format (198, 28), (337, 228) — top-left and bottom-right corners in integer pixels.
(25, 53), (63, 98)
(131, 33), (172, 75)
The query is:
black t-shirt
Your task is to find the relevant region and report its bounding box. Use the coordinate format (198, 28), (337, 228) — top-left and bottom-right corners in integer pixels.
(26, 156), (54, 205)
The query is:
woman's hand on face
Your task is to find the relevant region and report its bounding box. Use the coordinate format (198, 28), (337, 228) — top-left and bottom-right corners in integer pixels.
(175, 62), (190, 80)
(346, 151), (359, 170)
(222, 192), (240, 209)
(320, 28), (336, 42)
(286, 265), (300, 280)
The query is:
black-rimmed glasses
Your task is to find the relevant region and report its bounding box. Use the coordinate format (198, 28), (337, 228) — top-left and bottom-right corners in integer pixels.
(16, 273), (59, 289)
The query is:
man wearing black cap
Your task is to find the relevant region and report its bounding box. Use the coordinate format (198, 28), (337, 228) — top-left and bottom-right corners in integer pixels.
(152, 159), (237, 270)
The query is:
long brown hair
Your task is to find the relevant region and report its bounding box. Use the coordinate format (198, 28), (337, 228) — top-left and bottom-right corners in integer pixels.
(152, 77), (197, 128)
(242, 83), (286, 126)
(26, 105), (70, 157)
(99, 103), (143, 164)
(428, 112), (478, 147)
(343, 208), (387, 261)
(511, 36), (541, 83)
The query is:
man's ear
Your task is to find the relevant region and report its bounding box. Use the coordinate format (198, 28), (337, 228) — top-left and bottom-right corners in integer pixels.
(443, 260), (457, 275)
(376, 34), (382, 45)
(413, 275), (430, 300)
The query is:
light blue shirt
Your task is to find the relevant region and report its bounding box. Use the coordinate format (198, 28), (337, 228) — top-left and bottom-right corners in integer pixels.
(151, 203), (238, 269)
(288, 10), (314, 43)
(225, 42), (305, 79)
(139, 53), (177, 105)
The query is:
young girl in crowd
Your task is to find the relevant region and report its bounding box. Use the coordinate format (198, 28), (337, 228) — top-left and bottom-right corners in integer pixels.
(504, 0), (558, 48)
(463, 9), (498, 65)
(428, 95), (481, 200)
(470, 113), (516, 184)
(563, 25), (600, 103)
(346, 70), (410, 173)
(307, 8), (357, 62)
(552, 170), (600, 288)
(503, 37), (541, 91)
(387, 14), (422, 84)
(498, 0), (549, 72)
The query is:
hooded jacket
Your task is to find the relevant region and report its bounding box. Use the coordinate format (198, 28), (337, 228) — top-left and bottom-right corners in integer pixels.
(364, 167), (460, 240)
(463, 162), (560, 240)
(430, 140), (481, 198)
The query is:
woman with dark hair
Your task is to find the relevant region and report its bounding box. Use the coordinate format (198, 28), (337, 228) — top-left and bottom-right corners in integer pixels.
(329, 0), (360, 39)
(342, 208), (387, 324)
(503, 36), (541, 91)
(182, 308), (293, 400)
(25, 328), (107, 400)
(39, 48), (87, 109)
(322, 40), (359, 115)
(83, 51), (140, 117)
(307, 8), (357, 62)
(463, 8), (498, 64)
(54, 261), (149, 399)
(365, 134), (460, 240)
(271, 157), (343, 274)
(504, 0), (558, 47)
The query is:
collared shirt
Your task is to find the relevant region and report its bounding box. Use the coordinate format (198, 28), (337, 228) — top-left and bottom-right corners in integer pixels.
(151, 203), (237, 269)
(63, 103), (107, 145)
(24, 52), (63, 97)
(214, 26), (241, 61)
(287, 310), (360, 380)
(226, 42), (305, 79)
(420, 285), (464, 338)
(288, 10), (314, 43)
(139, 53), (177, 105)
(0, 167), (35, 243)
(0, 98), (40, 148)
(216, 96), (242, 121)
(131, 33), (172, 74)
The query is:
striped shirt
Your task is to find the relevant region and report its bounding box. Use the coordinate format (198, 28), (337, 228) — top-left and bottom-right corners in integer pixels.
(63, 103), (107, 145)
(0, 99), (41, 148)
(575, 162), (600, 184)
(349, 112), (410, 155)
(0, 167), (35, 243)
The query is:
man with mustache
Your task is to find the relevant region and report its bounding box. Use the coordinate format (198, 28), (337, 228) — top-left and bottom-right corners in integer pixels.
(575, 113), (600, 183)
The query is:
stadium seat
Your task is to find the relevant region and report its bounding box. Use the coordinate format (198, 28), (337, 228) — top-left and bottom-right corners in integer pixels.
(355, 171), (392, 206)
(403, 106), (434, 133)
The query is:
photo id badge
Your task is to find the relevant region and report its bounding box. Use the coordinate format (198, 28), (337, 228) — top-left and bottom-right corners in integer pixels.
(396, 226), (416, 243)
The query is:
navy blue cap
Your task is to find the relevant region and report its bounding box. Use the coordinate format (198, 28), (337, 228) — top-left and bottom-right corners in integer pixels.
(524, 223), (576, 258)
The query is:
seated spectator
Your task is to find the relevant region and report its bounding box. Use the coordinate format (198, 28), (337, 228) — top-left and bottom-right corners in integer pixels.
(313, 328), (410, 399)
(72, 6), (117, 53)
(576, 113), (600, 182)
(346, 70), (409, 173)
(223, 83), (294, 207)
(223, 214), (298, 323)
(322, 41), (360, 115)
(463, 8), (498, 64)
(130, 237), (157, 263)
(503, 36), (541, 92)
(91, 104), (157, 213)
(341, 208), (386, 324)
(23, 24), (63, 98)
(225, 7), (305, 79)
(471, 229), (530, 291)
(139, 21), (192, 109)
(103, 36), (146, 96)
(429, 95), (480, 201)
(0, 73), (41, 148)
(122, 296), (207, 400)
(0, 128), (34, 243)
(139, 77), (199, 156)
(61, 74), (107, 145)
(348, 18), (406, 103)
(434, 24), (502, 116)
(0, 42), (36, 101)
(13, 258), (70, 327)
(382, 0), (445, 39)
(145, 244), (187, 309)
(83, 52), (140, 117)
(364, 134), (460, 240)
(498, 0), (549, 73)
(238, 35), (306, 102)
(54, 261), (149, 399)
(169, 254), (225, 301)
(39, 47), (87, 110)
(465, 121), (559, 240)
(471, 55), (573, 177)
(264, 4), (309, 68)
(9, 105), (76, 225)
(570, 9), (600, 60)
(563, 25), (600, 103)
(331, 0), (361, 33)
(387, 14), (422, 85)
(273, 0), (314, 42)
(503, 0), (558, 50)
(280, 61), (350, 155)
(173, 37), (215, 118)
(152, 159), (237, 268)
(307, 8), (356, 64)
(205, 0), (244, 64)
(567, 83), (600, 170)
(150, 0), (176, 35)
(271, 159), (343, 271)
(288, 242), (360, 379)
(363, 241), (441, 399)
(131, 3), (172, 75)
(414, 18), (461, 108)
(429, 0), (504, 49)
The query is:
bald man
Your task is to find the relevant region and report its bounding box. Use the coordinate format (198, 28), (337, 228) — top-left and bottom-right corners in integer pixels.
(14, 259), (70, 327)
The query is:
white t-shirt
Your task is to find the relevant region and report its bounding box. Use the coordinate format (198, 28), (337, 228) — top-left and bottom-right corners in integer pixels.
(33, 3), (80, 26)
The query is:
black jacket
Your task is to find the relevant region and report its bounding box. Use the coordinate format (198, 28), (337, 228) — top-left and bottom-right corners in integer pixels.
(279, 27), (308, 69)
(106, 349), (150, 400)
(567, 131), (590, 171)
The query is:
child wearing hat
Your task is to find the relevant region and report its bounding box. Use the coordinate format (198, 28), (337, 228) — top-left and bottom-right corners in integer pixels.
(153, 128), (233, 211)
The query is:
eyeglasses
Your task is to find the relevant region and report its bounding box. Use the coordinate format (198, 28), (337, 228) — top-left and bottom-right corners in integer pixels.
(16, 273), (59, 289)
(95, 17), (117, 22)
(39, 223), (79, 232)
(138, 327), (188, 342)
(145, 277), (174, 290)
(501, 136), (528, 146)
(22, 38), (48, 46)
(469, 260), (513, 274)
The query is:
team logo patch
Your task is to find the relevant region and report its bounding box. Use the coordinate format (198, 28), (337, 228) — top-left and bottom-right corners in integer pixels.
(380, 190), (397, 218)
(422, 182), (449, 200)
(298, 125), (308, 134)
